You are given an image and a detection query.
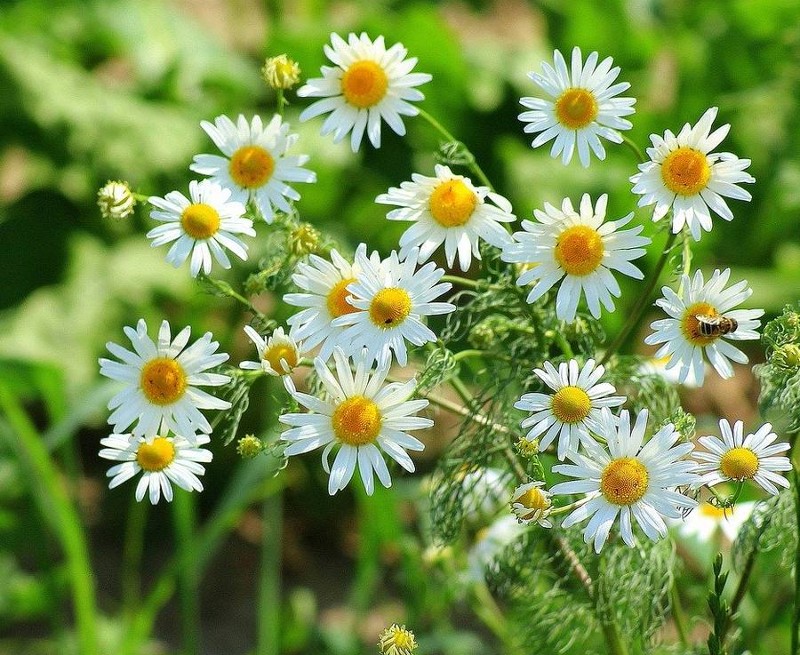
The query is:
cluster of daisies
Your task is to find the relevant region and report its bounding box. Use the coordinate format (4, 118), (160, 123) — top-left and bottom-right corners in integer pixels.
(97, 31), (787, 556)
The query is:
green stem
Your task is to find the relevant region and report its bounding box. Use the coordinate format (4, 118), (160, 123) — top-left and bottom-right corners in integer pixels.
(276, 88), (286, 116)
(792, 463), (800, 654)
(677, 231), (693, 296)
(471, 582), (510, 647)
(122, 496), (147, 617)
(600, 229), (679, 365)
(173, 490), (200, 655)
(441, 274), (503, 291)
(0, 384), (99, 655)
(671, 582), (690, 648)
(452, 349), (488, 363)
(257, 490), (283, 655)
(549, 330), (574, 358)
(621, 134), (647, 164)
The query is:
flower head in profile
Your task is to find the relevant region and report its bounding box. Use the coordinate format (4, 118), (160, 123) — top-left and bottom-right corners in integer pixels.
(551, 409), (699, 552)
(694, 419), (791, 495)
(191, 114), (316, 223)
(630, 107), (755, 241)
(99, 319), (231, 438)
(298, 33), (432, 152)
(645, 269), (763, 386)
(99, 433), (212, 504)
(147, 180), (254, 277)
(279, 349), (431, 495)
(501, 194), (650, 322)
(510, 480), (553, 527)
(519, 46), (635, 167)
(515, 358), (625, 460)
(376, 164), (515, 271)
(239, 325), (304, 377)
(97, 180), (135, 220)
(333, 248), (455, 367)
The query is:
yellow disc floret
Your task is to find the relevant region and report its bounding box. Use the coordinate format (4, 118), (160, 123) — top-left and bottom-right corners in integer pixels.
(263, 343), (298, 374)
(332, 395), (382, 446)
(181, 203), (221, 240)
(341, 60), (389, 109)
(369, 287), (412, 328)
(326, 277), (359, 318)
(661, 147), (711, 196)
(136, 437), (176, 472)
(428, 179), (478, 227)
(229, 145), (275, 189)
(600, 457), (649, 506)
(720, 447), (759, 480)
(554, 225), (604, 276)
(699, 503), (729, 519)
(551, 386), (592, 424)
(378, 624), (417, 655)
(682, 301), (718, 347)
(140, 358), (187, 405)
(554, 88), (599, 130)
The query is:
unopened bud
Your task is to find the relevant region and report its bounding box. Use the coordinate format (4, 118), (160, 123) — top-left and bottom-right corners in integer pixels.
(237, 434), (263, 459)
(289, 222), (320, 257)
(97, 180), (135, 220)
(262, 54), (301, 90)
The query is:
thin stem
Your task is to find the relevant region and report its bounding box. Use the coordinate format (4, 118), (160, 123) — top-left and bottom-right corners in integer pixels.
(199, 273), (262, 314)
(671, 582), (690, 648)
(452, 349), (489, 363)
(122, 496), (147, 617)
(549, 329), (574, 358)
(792, 462), (800, 654)
(621, 134), (647, 163)
(471, 582), (510, 647)
(554, 535), (594, 599)
(257, 490), (283, 655)
(441, 274), (503, 291)
(173, 490), (200, 655)
(600, 229), (679, 366)
(276, 89), (286, 116)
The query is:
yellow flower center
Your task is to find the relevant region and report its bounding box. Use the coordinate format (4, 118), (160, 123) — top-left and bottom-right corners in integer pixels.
(263, 343), (298, 374)
(600, 457), (649, 506)
(551, 386), (592, 424)
(516, 486), (551, 520)
(554, 225), (604, 276)
(136, 437), (176, 472)
(229, 145), (275, 189)
(379, 624), (417, 655)
(698, 503), (728, 519)
(661, 146), (711, 196)
(326, 277), (359, 318)
(554, 87), (599, 130)
(139, 358), (188, 405)
(341, 60), (389, 108)
(332, 395), (382, 446)
(180, 203), (221, 240)
(681, 301), (719, 347)
(720, 447), (759, 480)
(369, 287), (412, 328)
(428, 179), (478, 227)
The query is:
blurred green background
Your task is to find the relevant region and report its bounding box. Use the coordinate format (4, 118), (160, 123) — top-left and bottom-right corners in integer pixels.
(1, 0), (799, 653)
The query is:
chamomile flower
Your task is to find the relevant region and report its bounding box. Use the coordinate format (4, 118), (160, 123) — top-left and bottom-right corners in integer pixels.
(146, 180), (254, 277)
(519, 46), (635, 167)
(99, 433), (213, 504)
(644, 269), (763, 386)
(510, 480), (553, 527)
(190, 114), (316, 223)
(333, 248), (455, 367)
(501, 194), (650, 323)
(375, 164), (515, 271)
(298, 32), (432, 152)
(671, 500), (755, 543)
(239, 325), (304, 377)
(99, 319), (231, 438)
(694, 420), (791, 495)
(515, 358), (625, 461)
(551, 409), (699, 552)
(279, 349), (431, 495)
(284, 244), (380, 360)
(630, 107), (755, 241)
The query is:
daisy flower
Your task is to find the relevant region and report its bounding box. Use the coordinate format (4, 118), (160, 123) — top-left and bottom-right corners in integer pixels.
(279, 349), (431, 495)
(694, 419), (791, 495)
(284, 244), (380, 360)
(510, 480), (553, 527)
(99, 319), (231, 438)
(239, 325), (304, 377)
(644, 268), (763, 386)
(190, 114), (316, 223)
(519, 46), (635, 167)
(333, 248), (455, 367)
(146, 180), (254, 277)
(298, 32), (432, 152)
(630, 107), (755, 241)
(670, 500), (755, 543)
(515, 358), (626, 461)
(375, 164), (515, 271)
(551, 409), (699, 552)
(501, 193), (651, 323)
(99, 433), (213, 504)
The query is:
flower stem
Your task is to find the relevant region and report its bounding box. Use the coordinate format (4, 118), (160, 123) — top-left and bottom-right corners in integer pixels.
(441, 274), (504, 291)
(122, 496), (147, 617)
(621, 134), (647, 164)
(671, 582), (690, 648)
(173, 490), (200, 655)
(257, 490), (283, 655)
(792, 459), (800, 654)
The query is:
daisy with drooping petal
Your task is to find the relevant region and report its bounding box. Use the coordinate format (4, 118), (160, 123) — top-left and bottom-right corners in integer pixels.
(333, 248), (455, 367)
(298, 32), (432, 152)
(519, 46), (635, 167)
(644, 268), (763, 386)
(510, 480), (553, 527)
(99, 433), (213, 505)
(630, 107), (755, 241)
(670, 500), (755, 543)
(501, 194), (651, 323)
(239, 325), (304, 377)
(190, 114), (316, 223)
(147, 180), (254, 277)
(99, 319), (231, 438)
(279, 349), (431, 495)
(375, 164), (515, 271)
(694, 419), (791, 495)
(515, 358), (626, 461)
(551, 409), (699, 553)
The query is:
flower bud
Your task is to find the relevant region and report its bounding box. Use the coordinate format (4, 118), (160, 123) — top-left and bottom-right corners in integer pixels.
(262, 54), (301, 90)
(97, 180), (135, 220)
